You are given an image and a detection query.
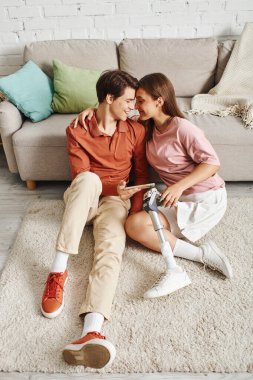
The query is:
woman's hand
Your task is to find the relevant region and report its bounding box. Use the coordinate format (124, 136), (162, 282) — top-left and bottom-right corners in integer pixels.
(160, 183), (184, 207)
(73, 108), (97, 129)
(117, 180), (142, 201)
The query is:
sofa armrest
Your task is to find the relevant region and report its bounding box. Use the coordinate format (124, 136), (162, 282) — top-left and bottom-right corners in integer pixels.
(0, 101), (24, 173)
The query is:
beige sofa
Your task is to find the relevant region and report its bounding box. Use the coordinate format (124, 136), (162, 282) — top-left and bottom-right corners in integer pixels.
(0, 38), (252, 190)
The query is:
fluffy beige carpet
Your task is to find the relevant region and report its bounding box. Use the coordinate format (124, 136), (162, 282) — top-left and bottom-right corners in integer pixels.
(0, 198), (252, 374)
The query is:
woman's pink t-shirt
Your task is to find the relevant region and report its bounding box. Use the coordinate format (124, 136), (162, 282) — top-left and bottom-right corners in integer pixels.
(146, 117), (225, 195)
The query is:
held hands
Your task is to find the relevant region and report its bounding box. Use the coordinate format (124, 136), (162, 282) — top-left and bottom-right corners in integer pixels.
(160, 183), (184, 208)
(73, 108), (97, 129)
(117, 180), (142, 201)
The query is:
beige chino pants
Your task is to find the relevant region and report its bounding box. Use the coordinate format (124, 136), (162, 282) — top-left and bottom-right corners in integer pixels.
(56, 171), (130, 320)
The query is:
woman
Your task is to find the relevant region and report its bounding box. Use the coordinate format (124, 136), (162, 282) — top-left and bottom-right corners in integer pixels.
(74, 73), (233, 298)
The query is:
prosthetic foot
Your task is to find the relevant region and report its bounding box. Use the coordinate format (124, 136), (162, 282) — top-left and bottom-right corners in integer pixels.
(143, 188), (191, 298)
(144, 266), (191, 298)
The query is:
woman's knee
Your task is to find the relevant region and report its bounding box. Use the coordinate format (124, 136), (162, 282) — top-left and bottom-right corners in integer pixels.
(125, 214), (136, 236)
(125, 211), (149, 237)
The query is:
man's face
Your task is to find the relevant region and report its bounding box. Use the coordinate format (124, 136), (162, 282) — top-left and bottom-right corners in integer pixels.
(109, 87), (136, 121)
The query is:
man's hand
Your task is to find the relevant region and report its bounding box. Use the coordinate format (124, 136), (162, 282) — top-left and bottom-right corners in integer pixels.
(117, 180), (142, 200)
(160, 183), (184, 207)
(73, 108), (97, 129)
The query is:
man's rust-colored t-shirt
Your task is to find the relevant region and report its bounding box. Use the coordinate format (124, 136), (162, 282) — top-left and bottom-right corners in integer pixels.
(66, 115), (149, 213)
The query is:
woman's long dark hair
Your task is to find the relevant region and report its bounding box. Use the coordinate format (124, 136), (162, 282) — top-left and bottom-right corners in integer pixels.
(138, 73), (185, 140)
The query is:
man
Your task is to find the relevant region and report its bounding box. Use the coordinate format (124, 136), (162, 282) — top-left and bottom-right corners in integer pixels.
(41, 70), (149, 369)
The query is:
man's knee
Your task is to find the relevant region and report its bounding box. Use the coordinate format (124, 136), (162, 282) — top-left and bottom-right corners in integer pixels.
(64, 172), (102, 205)
(71, 172), (102, 196)
(74, 171), (102, 188)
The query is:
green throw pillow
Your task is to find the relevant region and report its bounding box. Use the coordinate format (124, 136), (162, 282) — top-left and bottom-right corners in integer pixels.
(0, 60), (53, 122)
(51, 59), (101, 113)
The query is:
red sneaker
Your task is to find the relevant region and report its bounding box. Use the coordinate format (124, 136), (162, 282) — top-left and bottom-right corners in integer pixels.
(41, 270), (68, 318)
(63, 331), (116, 368)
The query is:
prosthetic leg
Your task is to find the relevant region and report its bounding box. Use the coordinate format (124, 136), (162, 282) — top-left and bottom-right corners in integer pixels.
(142, 188), (191, 298)
(143, 188), (178, 269)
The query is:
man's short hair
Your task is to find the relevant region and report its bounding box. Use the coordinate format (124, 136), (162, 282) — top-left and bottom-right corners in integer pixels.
(96, 70), (138, 103)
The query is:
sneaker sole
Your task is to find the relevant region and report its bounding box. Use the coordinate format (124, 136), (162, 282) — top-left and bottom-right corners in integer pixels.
(144, 274), (192, 299)
(206, 241), (233, 279)
(41, 277), (68, 319)
(63, 340), (116, 369)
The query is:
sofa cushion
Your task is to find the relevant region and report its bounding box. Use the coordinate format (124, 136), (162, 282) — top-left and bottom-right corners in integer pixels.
(177, 97), (253, 145)
(178, 97), (253, 181)
(14, 99), (253, 148)
(119, 38), (218, 97)
(13, 113), (75, 147)
(12, 101), (253, 182)
(51, 60), (101, 113)
(215, 40), (235, 85)
(0, 60), (53, 122)
(12, 113), (74, 180)
(24, 40), (119, 78)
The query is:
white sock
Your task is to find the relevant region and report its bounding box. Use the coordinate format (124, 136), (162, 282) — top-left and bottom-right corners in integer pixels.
(161, 241), (179, 269)
(82, 312), (104, 336)
(51, 250), (69, 273)
(173, 239), (203, 263)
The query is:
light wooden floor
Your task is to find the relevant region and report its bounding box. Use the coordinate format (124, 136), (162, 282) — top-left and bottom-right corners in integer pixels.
(0, 146), (252, 380)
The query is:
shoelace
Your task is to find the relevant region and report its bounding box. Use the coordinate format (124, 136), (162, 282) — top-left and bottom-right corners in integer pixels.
(72, 331), (106, 345)
(152, 268), (183, 288)
(88, 331), (106, 340)
(152, 272), (170, 287)
(45, 273), (64, 299)
(203, 255), (223, 273)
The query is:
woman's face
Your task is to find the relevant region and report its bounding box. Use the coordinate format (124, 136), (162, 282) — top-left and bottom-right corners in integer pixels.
(135, 87), (159, 120)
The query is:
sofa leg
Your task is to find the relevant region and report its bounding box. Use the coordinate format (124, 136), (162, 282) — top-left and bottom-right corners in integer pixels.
(26, 180), (37, 190)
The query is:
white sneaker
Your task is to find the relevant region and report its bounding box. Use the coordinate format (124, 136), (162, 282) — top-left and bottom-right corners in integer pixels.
(143, 266), (191, 299)
(201, 240), (233, 279)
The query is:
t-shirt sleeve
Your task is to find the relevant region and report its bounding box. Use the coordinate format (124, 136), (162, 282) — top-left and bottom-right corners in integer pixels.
(180, 120), (220, 165)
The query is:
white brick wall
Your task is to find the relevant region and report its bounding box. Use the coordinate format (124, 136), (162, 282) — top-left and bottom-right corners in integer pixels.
(44, 5), (78, 17)
(80, 2), (114, 16)
(9, 6), (41, 18)
(0, 0), (253, 76)
(116, 1), (150, 14)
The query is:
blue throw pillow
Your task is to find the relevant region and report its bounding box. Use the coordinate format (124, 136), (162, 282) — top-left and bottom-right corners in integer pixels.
(0, 60), (53, 122)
